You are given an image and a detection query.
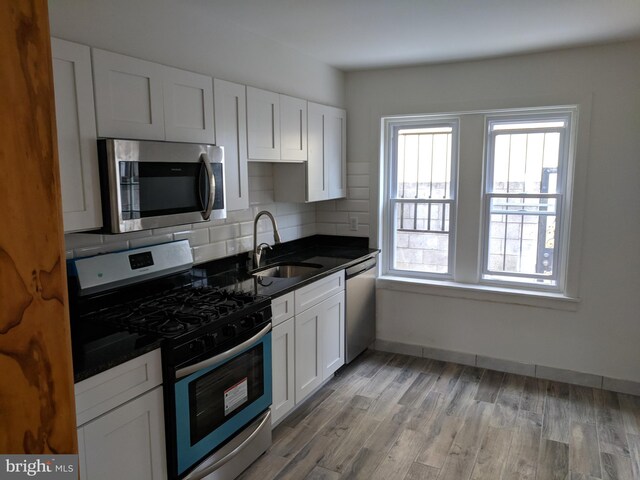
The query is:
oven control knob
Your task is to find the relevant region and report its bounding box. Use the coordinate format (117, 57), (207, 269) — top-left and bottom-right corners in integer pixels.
(223, 324), (238, 337)
(252, 312), (264, 325)
(204, 333), (217, 348)
(240, 317), (254, 329)
(190, 339), (206, 353)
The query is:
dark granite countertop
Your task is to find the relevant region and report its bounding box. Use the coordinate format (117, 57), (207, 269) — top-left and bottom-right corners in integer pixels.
(70, 235), (378, 383)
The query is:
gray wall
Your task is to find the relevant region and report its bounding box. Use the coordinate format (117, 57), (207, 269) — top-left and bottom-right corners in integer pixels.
(344, 40), (640, 383)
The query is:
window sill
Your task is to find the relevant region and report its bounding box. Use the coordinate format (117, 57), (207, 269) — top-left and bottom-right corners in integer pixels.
(376, 276), (580, 311)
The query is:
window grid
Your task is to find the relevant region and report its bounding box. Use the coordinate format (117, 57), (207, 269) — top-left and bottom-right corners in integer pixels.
(388, 120), (458, 277)
(482, 113), (571, 289)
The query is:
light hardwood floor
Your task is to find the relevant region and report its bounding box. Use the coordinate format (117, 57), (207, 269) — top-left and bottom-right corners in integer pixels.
(239, 350), (640, 480)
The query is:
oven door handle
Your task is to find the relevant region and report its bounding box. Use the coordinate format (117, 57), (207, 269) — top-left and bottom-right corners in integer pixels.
(183, 409), (271, 480)
(200, 153), (215, 220)
(176, 323), (272, 379)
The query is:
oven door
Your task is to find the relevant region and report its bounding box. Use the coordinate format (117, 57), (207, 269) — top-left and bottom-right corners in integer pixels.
(173, 325), (272, 477)
(99, 139), (226, 233)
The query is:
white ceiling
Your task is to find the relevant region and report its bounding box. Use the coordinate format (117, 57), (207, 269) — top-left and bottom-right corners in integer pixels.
(201, 0), (640, 71)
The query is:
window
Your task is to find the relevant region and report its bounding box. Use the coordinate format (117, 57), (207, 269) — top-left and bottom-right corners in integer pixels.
(381, 107), (577, 294)
(388, 119), (458, 276)
(483, 114), (571, 288)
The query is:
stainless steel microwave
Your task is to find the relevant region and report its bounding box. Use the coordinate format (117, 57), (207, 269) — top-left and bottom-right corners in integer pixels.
(97, 138), (226, 233)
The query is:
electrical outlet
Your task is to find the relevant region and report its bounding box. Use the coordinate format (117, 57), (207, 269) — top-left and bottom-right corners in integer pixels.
(349, 216), (358, 231)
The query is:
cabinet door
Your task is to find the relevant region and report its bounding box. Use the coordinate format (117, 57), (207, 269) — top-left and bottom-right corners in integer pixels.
(92, 48), (165, 140)
(271, 318), (295, 425)
(246, 87), (280, 161)
(320, 291), (345, 379)
(51, 38), (102, 232)
(163, 67), (214, 143)
(295, 303), (322, 403)
(325, 106), (347, 200)
(214, 79), (249, 211)
(306, 102), (327, 201)
(82, 386), (167, 480)
(280, 94), (307, 162)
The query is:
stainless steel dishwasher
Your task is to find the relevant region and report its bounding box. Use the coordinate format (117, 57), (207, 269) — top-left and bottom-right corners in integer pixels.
(345, 255), (377, 363)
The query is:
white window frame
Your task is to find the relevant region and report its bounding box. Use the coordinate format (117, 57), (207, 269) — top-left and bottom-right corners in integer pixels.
(380, 106), (579, 297)
(384, 116), (460, 280)
(480, 110), (575, 292)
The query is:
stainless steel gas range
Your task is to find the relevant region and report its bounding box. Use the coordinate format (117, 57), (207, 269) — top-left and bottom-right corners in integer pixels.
(69, 240), (272, 480)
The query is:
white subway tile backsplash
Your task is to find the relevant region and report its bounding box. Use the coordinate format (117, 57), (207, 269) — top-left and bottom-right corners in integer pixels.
(316, 223), (337, 235)
(129, 233), (174, 248)
(226, 236), (252, 255)
(348, 187), (370, 200)
(192, 241), (227, 264)
(209, 224), (241, 242)
(301, 211), (316, 225)
(248, 175), (273, 192)
(249, 190), (274, 205)
(300, 223), (317, 237)
(347, 162), (370, 175)
(279, 226), (302, 242)
(247, 162), (273, 177)
(316, 200), (337, 212)
(74, 240), (129, 258)
(274, 203), (304, 215)
(278, 213), (303, 229)
(317, 211), (349, 224)
(102, 230), (152, 243)
(336, 224), (370, 237)
(226, 209), (254, 223)
(173, 228), (209, 247)
(153, 225), (190, 236)
(65, 233), (104, 249)
(336, 199), (369, 212)
(347, 174), (369, 188)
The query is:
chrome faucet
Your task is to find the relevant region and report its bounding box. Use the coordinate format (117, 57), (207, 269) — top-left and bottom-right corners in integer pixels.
(252, 210), (281, 269)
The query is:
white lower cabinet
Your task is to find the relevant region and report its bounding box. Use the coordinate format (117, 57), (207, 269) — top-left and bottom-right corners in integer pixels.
(271, 318), (295, 424)
(79, 386), (167, 480)
(75, 350), (166, 479)
(294, 302), (323, 403)
(295, 291), (345, 403)
(271, 271), (346, 425)
(320, 291), (345, 380)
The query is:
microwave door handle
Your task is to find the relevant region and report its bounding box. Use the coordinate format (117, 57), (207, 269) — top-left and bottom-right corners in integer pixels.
(199, 153), (214, 220)
(176, 323), (272, 379)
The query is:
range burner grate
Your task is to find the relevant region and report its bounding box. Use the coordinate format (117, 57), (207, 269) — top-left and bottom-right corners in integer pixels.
(83, 287), (263, 338)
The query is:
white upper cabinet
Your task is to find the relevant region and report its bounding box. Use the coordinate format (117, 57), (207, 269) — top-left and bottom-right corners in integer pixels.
(93, 49), (214, 143)
(279, 94), (307, 162)
(214, 79), (249, 211)
(246, 87), (308, 162)
(246, 87), (281, 161)
(274, 102), (346, 203)
(163, 66), (214, 143)
(51, 38), (102, 233)
(324, 105), (347, 199)
(92, 48), (165, 140)
(306, 102), (326, 202)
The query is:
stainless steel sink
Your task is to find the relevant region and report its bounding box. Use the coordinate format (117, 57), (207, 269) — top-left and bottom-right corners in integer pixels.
(251, 262), (323, 279)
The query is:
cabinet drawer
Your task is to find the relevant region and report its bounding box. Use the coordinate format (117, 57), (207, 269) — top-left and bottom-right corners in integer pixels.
(295, 271), (344, 314)
(271, 291), (294, 326)
(75, 349), (162, 426)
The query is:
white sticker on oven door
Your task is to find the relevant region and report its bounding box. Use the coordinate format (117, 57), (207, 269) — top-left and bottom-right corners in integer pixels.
(224, 377), (248, 415)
